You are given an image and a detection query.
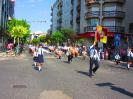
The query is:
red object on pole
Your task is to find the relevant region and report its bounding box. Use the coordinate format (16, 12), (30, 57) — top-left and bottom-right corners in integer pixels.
(95, 31), (100, 42)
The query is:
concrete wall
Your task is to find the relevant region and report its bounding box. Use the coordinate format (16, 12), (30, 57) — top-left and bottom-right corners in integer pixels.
(52, 1), (58, 32)
(62, 0), (71, 29)
(80, 0), (87, 34)
(73, 0), (77, 32)
(125, 0), (133, 34)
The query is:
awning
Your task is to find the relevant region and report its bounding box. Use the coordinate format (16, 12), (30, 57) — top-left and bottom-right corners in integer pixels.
(77, 32), (133, 39)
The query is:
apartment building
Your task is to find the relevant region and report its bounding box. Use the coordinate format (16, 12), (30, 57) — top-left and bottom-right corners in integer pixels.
(0, 0), (15, 44)
(51, 0), (133, 36)
(51, 0), (75, 32)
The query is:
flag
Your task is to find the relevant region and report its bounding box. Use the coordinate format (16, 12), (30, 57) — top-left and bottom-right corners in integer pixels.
(94, 26), (108, 43)
(100, 36), (107, 43)
(95, 31), (100, 42)
(94, 25), (101, 42)
(100, 27), (108, 43)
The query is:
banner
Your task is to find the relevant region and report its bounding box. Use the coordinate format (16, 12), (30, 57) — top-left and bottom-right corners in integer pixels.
(114, 34), (120, 47)
(95, 25), (108, 44)
(100, 36), (107, 44)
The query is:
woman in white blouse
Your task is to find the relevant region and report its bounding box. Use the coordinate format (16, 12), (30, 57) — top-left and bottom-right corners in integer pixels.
(127, 48), (133, 69)
(37, 44), (50, 71)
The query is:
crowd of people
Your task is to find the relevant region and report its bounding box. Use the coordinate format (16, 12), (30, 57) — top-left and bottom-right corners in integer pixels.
(2, 42), (24, 56)
(29, 43), (133, 74)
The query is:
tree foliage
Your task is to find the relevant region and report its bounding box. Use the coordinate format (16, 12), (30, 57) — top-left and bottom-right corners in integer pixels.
(60, 28), (76, 42)
(38, 35), (46, 43)
(7, 18), (30, 43)
(11, 25), (29, 45)
(51, 31), (64, 45)
(76, 38), (87, 45)
(31, 38), (40, 45)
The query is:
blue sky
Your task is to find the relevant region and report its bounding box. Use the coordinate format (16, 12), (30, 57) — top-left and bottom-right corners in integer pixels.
(15, 0), (56, 33)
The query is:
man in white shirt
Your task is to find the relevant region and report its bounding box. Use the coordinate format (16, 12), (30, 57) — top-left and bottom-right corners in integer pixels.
(88, 42), (100, 77)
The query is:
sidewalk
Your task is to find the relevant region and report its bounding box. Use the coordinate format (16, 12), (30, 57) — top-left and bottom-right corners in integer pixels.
(0, 51), (26, 60)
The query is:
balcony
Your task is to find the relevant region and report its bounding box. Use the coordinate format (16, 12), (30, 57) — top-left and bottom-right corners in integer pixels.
(103, 11), (125, 19)
(76, 4), (80, 11)
(50, 18), (53, 22)
(84, 26), (125, 33)
(57, 18), (62, 23)
(85, 11), (100, 19)
(51, 12), (53, 16)
(85, 0), (100, 5)
(58, 1), (62, 8)
(57, 25), (62, 30)
(103, 26), (125, 33)
(104, 0), (125, 3)
(57, 10), (62, 16)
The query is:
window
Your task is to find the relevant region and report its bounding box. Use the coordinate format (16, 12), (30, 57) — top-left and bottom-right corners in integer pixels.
(129, 23), (133, 33)
(88, 19), (99, 26)
(103, 19), (115, 26)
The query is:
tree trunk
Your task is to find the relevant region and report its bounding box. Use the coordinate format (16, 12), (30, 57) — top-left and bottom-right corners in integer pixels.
(14, 38), (16, 44)
(17, 37), (19, 47)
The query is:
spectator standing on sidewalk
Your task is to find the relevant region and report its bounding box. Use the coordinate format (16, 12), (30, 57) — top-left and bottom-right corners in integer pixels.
(127, 48), (133, 69)
(88, 41), (100, 77)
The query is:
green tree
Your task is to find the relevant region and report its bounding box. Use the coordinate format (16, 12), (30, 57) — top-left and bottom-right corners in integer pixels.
(38, 35), (46, 43)
(7, 18), (30, 43)
(31, 38), (40, 45)
(60, 28), (76, 43)
(51, 31), (64, 45)
(76, 38), (87, 46)
(11, 25), (28, 46)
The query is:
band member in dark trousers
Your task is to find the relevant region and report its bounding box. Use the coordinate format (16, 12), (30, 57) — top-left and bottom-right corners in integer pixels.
(88, 42), (100, 77)
(67, 46), (74, 63)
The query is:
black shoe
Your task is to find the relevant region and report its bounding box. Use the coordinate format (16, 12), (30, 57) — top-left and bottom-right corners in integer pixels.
(88, 73), (93, 78)
(93, 71), (96, 75)
(127, 67), (130, 70)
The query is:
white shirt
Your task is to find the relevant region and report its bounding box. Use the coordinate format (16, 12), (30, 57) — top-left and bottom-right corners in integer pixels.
(89, 45), (100, 61)
(37, 48), (50, 55)
(127, 51), (133, 57)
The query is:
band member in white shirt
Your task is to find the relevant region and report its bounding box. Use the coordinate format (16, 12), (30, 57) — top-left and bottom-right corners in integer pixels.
(88, 42), (100, 77)
(127, 48), (133, 69)
(37, 44), (50, 71)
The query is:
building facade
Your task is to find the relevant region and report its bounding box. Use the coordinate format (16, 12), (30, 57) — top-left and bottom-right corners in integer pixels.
(0, 0), (15, 44)
(51, 0), (133, 36)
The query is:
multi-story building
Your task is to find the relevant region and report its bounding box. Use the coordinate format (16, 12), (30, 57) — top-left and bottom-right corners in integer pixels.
(84, 0), (125, 34)
(51, 0), (133, 41)
(0, 0), (15, 44)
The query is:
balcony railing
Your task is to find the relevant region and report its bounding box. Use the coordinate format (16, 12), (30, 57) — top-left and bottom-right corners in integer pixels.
(104, 0), (125, 3)
(84, 26), (125, 33)
(57, 25), (62, 30)
(85, 11), (100, 19)
(57, 18), (62, 23)
(51, 12), (53, 16)
(57, 10), (62, 16)
(85, 0), (100, 5)
(103, 11), (125, 18)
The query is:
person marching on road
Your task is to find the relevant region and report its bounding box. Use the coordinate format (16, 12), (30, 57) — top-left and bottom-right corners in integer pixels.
(127, 48), (133, 69)
(88, 41), (100, 77)
(36, 44), (50, 71)
(82, 46), (87, 60)
(32, 46), (38, 67)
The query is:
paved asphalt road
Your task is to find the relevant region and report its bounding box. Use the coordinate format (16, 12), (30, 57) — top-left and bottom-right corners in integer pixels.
(0, 52), (133, 99)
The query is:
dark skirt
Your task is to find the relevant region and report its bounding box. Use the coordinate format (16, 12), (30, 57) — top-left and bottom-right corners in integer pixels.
(128, 56), (133, 63)
(37, 54), (44, 63)
(33, 57), (38, 62)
